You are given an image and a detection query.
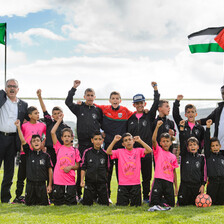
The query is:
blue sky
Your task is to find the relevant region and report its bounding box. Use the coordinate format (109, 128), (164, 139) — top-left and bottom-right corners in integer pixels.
(0, 0), (224, 101)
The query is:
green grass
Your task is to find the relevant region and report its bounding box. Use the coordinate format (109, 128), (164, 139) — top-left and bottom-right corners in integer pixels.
(0, 167), (224, 223)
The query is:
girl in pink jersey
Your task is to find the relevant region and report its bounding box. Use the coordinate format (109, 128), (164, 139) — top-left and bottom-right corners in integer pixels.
(51, 114), (81, 205)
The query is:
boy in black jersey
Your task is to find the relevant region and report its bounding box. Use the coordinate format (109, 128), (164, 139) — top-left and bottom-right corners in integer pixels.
(205, 119), (224, 205)
(152, 100), (176, 153)
(173, 95), (204, 153)
(178, 120), (206, 206)
(15, 120), (52, 206)
(80, 132), (109, 206)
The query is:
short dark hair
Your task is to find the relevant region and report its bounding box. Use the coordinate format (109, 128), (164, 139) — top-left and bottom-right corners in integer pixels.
(61, 128), (73, 137)
(122, 132), (133, 141)
(84, 88), (95, 95)
(52, 106), (63, 113)
(221, 85), (224, 90)
(110, 91), (121, 99)
(91, 131), (103, 138)
(158, 100), (169, 108)
(31, 134), (41, 142)
(187, 137), (199, 146)
(185, 104), (196, 113)
(27, 106), (38, 115)
(210, 137), (220, 145)
(159, 133), (172, 141)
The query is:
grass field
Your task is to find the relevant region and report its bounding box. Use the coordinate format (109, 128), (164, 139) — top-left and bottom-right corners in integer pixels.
(0, 167), (224, 224)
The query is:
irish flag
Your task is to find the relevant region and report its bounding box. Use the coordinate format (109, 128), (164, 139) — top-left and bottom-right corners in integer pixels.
(188, 27), (224, 53)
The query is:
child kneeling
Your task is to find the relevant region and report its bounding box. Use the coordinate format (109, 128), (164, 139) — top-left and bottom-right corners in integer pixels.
(150, 121), (178, 209)
(80, 132), (109, 206)
(107, 133), (152, 206)
(51, 114), (81, 205)
(15, 120), (52, 206)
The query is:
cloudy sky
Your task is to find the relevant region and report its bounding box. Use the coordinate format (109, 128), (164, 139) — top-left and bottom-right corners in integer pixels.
(0, 0), (224, 101)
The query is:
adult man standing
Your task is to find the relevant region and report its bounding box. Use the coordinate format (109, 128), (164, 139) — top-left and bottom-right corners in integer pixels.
(199, 85), (224, 155)
(0, 79), (28, 203)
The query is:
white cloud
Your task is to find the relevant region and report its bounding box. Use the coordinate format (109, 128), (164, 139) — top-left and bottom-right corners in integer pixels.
(9, 28), (66, 45)
(4, 52), (223, 101)
(0, 0), (52, 17)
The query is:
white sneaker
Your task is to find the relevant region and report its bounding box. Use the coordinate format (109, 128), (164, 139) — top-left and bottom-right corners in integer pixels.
(148, 205), (171, 212)
(109, 198), (113, 204)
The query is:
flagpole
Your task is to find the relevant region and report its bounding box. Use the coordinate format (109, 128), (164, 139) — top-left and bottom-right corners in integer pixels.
(4, 23), (7, 87)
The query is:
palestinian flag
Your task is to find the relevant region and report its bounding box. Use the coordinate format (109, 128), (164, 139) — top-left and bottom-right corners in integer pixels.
(188, 27), (224, 53)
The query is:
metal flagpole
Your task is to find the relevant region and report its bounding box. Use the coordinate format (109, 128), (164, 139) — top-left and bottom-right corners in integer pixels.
(4, 23), (6, 87)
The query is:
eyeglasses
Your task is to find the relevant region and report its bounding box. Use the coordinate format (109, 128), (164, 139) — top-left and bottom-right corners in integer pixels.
(7, 85), (18, 88)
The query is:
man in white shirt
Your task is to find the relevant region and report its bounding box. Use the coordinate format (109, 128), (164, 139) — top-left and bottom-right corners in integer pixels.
(0, 79), (28, 203)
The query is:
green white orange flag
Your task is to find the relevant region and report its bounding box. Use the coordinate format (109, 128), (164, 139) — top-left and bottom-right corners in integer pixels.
(188, 27), (224, 53)
(0, 23), (6, 45)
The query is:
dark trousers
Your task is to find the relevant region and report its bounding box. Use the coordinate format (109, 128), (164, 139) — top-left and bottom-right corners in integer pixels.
(178, 182), (201, 206)
(116, 184), (142, 206)
(141, 154), (152, 200)
(207, 178), (224, 205)
(105, 142), (119, 198)
(76, 143), (93, 198)
(150, 178), (175, 207)
(0, 134), (17, 203)
(15, 154), (26, 198)
(53, 184), (77, 205)
(25, 180), (49, 206)
(83, 182), (109, 206)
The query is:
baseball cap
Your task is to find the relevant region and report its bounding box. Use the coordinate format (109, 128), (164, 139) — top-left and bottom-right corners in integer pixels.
(133, 94), (145, 103)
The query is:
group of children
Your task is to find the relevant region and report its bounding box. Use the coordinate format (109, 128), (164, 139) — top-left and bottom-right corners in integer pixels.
(11, 80), (224, 210)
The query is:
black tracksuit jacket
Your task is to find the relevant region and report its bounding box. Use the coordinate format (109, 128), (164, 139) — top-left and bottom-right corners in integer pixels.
(127, 90), (160, 147)
(65, 88), (102, 145)
(179, 131), (206, 186)
(23, 144), (52, 182)
(204, 128), (224, 181)
(173, 99), (204, 150)
(81, 147), (109, 183)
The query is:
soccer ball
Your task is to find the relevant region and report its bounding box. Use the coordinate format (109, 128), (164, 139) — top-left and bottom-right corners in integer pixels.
(195, 194), (212, 207)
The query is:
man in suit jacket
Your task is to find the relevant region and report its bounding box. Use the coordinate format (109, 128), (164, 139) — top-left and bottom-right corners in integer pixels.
(0, 79), (28, 203)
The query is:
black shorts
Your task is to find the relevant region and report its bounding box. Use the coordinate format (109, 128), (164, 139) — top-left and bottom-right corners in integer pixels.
(178, 182), (201, 206)
(207, 178), (224, 205)
(116, 184), (141, 206)
(150, 178), (175, 207)
(53, 184), (77, 205)
(83, 182), (109, 206)
(25, 180), (49, 206)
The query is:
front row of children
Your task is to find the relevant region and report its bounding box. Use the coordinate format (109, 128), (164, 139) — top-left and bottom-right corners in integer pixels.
(14, 111), (224, 207)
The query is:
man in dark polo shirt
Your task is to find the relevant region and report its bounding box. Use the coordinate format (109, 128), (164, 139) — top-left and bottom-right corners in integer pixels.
(0, 79), (28, 203)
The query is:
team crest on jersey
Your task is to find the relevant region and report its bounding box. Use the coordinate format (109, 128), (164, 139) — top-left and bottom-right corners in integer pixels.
(118, 113), (123, 118)
(40, 159), (45, 165)
(195, 161), (200, 168)
(92, 113), (97, 119)
(194, 130), (199, 135)
(142, 120), (147, 127)
(221, 159), (224, 165)
(100, 158), (105, 164)
(165, 124), (170, 130)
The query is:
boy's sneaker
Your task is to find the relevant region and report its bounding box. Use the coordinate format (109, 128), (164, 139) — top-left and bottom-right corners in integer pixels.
(148, 205), (171, 212)
(12, 196), (25, 204)
(109, 198), (113, 204)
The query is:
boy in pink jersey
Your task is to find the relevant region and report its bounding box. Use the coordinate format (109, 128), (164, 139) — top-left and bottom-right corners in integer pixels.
(106, 133), (152, 206)
(149, 120), (178, 210)
(51, 113), (81, 205)
(13, 106), (46, 204)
